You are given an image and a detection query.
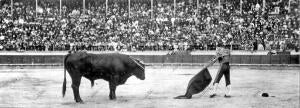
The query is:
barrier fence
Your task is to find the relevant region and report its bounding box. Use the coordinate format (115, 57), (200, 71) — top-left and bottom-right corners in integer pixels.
(0, 55), (299, 65)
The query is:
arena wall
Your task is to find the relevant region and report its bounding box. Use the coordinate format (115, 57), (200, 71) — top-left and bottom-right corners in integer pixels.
(0, 52), (299, 65)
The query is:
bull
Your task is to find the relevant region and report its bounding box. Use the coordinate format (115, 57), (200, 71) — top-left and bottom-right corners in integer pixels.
(62, 52), (145, 103)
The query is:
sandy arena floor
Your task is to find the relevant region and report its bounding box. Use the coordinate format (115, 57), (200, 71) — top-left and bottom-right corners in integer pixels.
(0, 66), (299, 108)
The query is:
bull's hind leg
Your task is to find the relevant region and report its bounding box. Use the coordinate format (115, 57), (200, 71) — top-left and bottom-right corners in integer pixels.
(71, 74), (84, 103)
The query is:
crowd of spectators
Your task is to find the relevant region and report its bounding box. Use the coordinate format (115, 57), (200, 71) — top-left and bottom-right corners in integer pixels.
(0, 0), (299, 52)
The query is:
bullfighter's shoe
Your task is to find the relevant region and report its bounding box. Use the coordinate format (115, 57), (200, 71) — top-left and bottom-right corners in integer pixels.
(210, 83), (219, 98)
(224, 85), (231, 98)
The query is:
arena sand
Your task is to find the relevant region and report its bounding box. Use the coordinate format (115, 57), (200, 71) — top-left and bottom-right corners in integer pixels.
(0, 66), (299, 108)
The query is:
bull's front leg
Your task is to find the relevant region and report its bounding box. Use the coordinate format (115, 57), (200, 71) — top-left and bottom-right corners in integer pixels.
(109, 81), (117, 100)
(109, 75), (118, 100)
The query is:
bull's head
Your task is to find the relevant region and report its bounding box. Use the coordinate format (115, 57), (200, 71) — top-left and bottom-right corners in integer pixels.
(131, 58), (145, 80)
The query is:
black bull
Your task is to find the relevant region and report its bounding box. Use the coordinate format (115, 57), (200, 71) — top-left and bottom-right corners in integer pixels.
(62, 52), (145, 103)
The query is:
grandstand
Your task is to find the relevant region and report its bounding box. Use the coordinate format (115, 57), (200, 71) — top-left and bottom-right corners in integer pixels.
(0, 0), (299, 52)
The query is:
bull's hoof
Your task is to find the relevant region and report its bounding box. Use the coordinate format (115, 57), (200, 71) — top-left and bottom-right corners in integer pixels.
(75, 100), (84, 104)
(109, 98), (116, 100)
(109, 96), (116, 100)
(78, 101), (85, 104)
(174, 95), (192, 99)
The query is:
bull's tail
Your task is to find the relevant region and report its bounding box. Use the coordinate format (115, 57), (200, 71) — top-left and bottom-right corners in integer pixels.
(62, 67), (67, 97)
(62, 52), (71, 97)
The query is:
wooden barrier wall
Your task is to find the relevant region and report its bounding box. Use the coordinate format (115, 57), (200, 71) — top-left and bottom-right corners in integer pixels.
(0, 55), (299, 64)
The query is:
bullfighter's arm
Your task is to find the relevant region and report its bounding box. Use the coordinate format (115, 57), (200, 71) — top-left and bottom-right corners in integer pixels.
(203, 55), (220, 69)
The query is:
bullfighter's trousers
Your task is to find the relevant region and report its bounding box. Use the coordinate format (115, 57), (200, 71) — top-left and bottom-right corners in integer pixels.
(213, 62), (230, 86)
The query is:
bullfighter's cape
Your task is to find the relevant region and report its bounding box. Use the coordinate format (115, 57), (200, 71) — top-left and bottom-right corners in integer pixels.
(174, 68), (212, 99)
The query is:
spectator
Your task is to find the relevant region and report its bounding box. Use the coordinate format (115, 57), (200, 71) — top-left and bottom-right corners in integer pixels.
(0, 0), (299, 52)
